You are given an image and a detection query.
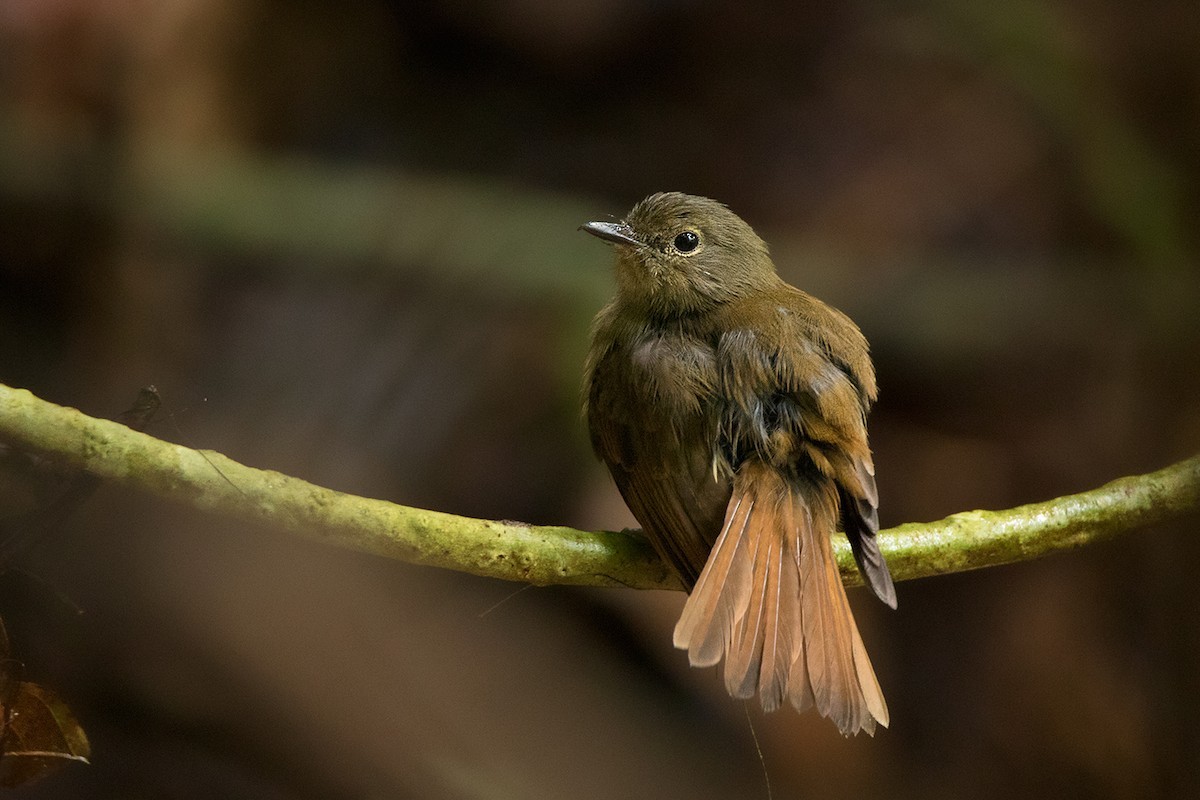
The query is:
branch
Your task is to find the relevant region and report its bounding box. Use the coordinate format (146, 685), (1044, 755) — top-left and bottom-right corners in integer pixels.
(2, 383), (1197, 591)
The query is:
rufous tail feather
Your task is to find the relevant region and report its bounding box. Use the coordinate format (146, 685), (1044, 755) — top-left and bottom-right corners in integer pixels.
(673, 461), (888, 736)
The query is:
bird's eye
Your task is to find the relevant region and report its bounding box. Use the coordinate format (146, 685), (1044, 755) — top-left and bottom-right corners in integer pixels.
(673, 230), (701, 253)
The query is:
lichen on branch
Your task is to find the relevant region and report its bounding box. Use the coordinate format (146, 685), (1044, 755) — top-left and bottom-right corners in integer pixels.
(1, 383), (1197, 591)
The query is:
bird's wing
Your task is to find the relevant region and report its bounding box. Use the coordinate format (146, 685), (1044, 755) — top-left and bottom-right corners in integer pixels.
(714, 295), (895, 606)
(586, 342), (730, 588)
(670, 297), (893, 733)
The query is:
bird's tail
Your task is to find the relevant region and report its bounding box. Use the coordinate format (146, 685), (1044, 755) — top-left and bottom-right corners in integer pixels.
(673, 460), (888, 735)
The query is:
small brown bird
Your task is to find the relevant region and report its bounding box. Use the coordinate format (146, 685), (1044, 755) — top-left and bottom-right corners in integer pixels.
(581, 193), (895, 736)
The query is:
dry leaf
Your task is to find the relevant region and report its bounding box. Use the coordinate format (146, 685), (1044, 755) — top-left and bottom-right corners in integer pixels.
(0, 616), (91, 787)
(0, 680), (91, 787)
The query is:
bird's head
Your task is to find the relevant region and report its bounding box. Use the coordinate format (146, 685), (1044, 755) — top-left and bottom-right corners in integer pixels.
(581, 192), (777, 317)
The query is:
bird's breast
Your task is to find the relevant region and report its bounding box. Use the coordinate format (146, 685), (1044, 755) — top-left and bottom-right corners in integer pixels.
(625, 331), (720, 416)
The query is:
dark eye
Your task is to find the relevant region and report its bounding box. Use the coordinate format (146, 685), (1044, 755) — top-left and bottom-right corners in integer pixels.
(673, 230), (700, 253)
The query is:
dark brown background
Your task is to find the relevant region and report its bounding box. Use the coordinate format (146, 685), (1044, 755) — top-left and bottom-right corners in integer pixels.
(1, 1), (1198, 797)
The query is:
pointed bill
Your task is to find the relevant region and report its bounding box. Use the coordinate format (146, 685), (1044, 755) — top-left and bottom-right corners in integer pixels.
(579, 220), (641, 247)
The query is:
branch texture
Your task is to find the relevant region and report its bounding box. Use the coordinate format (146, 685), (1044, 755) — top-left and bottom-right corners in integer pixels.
(2, 383), (1197, 591)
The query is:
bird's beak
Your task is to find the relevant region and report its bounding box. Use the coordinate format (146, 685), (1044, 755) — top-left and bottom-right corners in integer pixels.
(579, 220), (641, 247)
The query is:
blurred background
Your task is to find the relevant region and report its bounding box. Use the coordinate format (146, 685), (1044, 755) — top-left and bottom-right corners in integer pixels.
(1, 0), (1198, 797)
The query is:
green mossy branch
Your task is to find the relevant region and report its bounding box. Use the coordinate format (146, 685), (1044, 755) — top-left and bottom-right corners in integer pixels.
(1, 383), (1197, 591)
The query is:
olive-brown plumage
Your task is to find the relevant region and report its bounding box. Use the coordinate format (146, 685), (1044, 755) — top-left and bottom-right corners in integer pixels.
(582, 193), (895, 735)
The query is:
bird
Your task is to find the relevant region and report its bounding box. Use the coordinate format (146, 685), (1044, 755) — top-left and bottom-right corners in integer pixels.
(581, 192), (895, 736)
